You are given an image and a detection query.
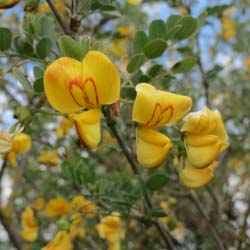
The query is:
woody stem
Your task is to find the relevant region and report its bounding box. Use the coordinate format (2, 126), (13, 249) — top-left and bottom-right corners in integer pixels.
(103, 106), (176, 250)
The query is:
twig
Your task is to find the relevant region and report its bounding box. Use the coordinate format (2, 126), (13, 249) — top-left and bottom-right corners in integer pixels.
(0, 158), (7, 181)
(195, 37), (210, 107)
(237, 200), (250, 250)
(46, 0), (71, 35)
(103, 106), (176, 250)
(0, 211), (24, 250)
(189, 190), (226, 250)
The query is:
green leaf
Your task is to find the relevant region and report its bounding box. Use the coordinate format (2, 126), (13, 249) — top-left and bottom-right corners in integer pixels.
(206, 65), (223, 79)
(133, 30), (148, 54)
(148, 208), (167, 217)
(79, 37), (90, 60)
(0, 28), (12, 51)
(13, 68), (33, 92)
(33, 66), (44, 79)
(166, 15), (183, 31)
(206, 4), (232, 16)
(138, 74), (151, 82)
(14, 37), (34, 56)
(101, 4), (116, 11)
(164, 24), (182, 40)
(36, 38), (52, 59)
(149, 19), (166, 39)
(172, 56), (197, 73)
(34, 16), (54, 38)
(33, 78), (44, 93)
(190, 11), (207, 39)
(174, 16), (197, 40)
(102, 10), (121, 17)
(147, 64), (163, 77)
(143, 39), (167, 59)
(58, 35), (81, 60)
(146, 174), (169, 191)
(91, 2), (103, 10)
(127, 53), (145, 73)
(167, 214), (177, 231)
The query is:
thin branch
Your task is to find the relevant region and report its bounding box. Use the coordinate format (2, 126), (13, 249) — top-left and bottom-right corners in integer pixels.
(237, 200), (250, 250)
(103, 106), (176, 250)
(190, 190), (226, 250)
(196, 37), (210, 107)
(0, 211), (24, 250)
(45, 0), (71, 35)
(0, 158), (7, 181)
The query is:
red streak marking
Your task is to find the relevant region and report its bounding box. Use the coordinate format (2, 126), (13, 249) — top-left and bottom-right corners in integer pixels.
(146, 103), (174, 127)
(83, 78), (99, 105)
(69, 77), (99, 107)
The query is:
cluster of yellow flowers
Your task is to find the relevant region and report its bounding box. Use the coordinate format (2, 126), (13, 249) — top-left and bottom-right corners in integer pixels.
(21, 195), (97, 249)
(0, 131), (31, 166)
(97, 212), (125, 250)
(44, 50), (229, 189)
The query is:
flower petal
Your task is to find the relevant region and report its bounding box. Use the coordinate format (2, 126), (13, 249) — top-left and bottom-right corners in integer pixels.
(184, 134), (228, 168)
(81, 51), (120, 106)
(12, 133), (31, 153)
(21, 227), (38, 242)
(179, 161), (216, 188)
(71, 108), (101, 149)
(136, 127), (172, 168)
(44, 57), (83, 113)
(132, 83), (192, 128)
(42, 231), (74, 250)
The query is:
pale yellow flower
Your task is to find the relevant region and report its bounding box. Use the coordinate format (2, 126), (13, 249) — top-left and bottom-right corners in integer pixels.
(132, 83), (192, 168)
(21, 207), (38, 242)
(37, 150), (60, 166)
(41, 231), (73, 250)
(181, 107), (228, 168)
(97, 212), (125, 250)
(71, 195), (96, 218)
(46, 197), (70, 217)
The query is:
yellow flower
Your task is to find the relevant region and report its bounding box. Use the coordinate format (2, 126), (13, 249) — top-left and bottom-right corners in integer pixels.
(0, 0), (20, 9)
(70, 213), (85, 240)
(171, 222), (186, 241)
(117, 26), (131, 36)
(221, 17), (236, 41)
(46, 197), (70, 217)
(11, 133), (31, 153)
(136, 127), (172, 168)
(44, 51), (120, 149)
(132, 83), (192, 168)
(179, 160), (216, 188)
(0, 129), (11, 154)
(244, 58), (250, 70)
(32, 197), (45, 211)
(21, 228), (38, 242)
(70, 109), (101, 149)
(181, 107), (229, 168)
(41, 231), (73, 250)
(133, 84), (192, 128)
(97, 212), (125, 244)
(8, 133), (31, 166)
(37, 0), (65, 14)
(56, 117), (74, 139)
(21, 207), (38, 242)
(71, 195), (96, 218)
(37, 150), (60, 166)
(112, 40), (126, 57)
(127, 0), (142, 6)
